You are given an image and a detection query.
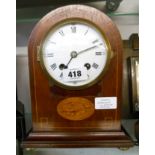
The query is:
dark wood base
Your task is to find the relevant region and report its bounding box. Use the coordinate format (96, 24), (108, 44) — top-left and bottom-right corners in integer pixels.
(21, 127), (134, 148)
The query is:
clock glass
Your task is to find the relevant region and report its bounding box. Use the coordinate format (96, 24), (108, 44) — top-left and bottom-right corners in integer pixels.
(40, 20), (111, 89)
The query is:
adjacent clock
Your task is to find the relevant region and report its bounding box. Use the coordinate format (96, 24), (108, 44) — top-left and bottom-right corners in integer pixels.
(23, 5), (133, 148)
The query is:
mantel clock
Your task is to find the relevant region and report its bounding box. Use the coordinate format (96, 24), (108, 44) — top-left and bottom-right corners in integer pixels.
(23, 5), (133, 148)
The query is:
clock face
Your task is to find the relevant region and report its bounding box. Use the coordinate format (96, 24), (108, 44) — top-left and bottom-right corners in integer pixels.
(40, 20), (111, 89)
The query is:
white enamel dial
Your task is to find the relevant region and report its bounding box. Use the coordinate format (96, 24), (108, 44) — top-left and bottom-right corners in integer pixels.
(40, 21), (110, 89)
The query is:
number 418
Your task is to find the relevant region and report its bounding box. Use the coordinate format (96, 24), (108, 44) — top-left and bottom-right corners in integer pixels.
(68, 70), (81, 78)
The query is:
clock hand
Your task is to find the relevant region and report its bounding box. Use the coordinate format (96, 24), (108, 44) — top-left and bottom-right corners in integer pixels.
(65, 51), (78, 68)
(77, 45), (98, 55)
(64, 45), (98, 68)
(65, 57), (73, 68)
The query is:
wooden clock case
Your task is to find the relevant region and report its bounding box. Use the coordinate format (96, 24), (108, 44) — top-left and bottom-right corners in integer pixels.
(22, 5), (133, 148)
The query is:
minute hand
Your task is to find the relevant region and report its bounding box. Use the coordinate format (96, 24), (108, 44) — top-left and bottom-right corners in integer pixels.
(77, 45), (98, 56)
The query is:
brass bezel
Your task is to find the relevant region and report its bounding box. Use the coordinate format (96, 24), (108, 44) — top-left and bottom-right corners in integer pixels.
(39, 18), (112, 90)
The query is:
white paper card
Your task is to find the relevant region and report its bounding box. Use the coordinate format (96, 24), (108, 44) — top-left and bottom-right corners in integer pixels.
(95, 97), (117, 109)
(63, 67), (88, 82)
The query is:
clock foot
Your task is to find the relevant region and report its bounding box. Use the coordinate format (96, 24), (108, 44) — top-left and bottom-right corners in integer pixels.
(118, 147), (130, 151)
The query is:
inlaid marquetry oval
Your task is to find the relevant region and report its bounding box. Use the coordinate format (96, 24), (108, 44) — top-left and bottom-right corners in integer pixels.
(57, 97), (94, 121)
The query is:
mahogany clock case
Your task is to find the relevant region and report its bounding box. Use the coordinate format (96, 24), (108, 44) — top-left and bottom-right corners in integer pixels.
(23, 5), (133, 148)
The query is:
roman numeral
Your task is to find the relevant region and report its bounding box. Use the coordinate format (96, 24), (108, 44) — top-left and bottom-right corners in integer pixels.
(95, 52), (105, 56)
(46, 53), (54, 57)
(71, 26), (76, 33)
(92, 39), (99, 44)
(60, 72), (63, 78)
(50, 41), (56, 44)
(50, 63), (57, 70)
(84, 28), (89, 35)
(59, 30), (64, 36)
(92, 63), (99, 69)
